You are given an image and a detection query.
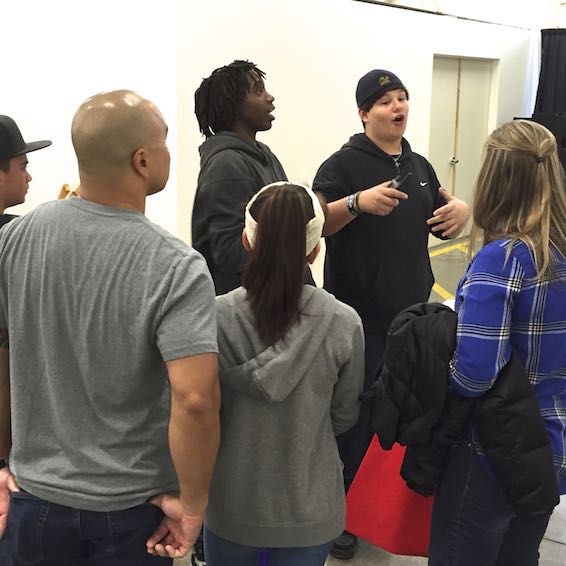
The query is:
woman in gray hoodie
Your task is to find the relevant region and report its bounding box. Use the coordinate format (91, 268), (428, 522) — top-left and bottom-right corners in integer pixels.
(203, 182), (365, 565)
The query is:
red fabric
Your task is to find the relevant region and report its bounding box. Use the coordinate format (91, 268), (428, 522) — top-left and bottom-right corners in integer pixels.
(345, 436), (433, 557)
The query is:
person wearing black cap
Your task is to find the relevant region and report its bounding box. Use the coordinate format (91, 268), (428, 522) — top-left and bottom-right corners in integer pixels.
(0, 115), (51, 227)
(313, 69), (469, 559)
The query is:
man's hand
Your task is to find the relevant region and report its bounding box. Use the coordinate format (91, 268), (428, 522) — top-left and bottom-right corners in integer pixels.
(0, 467), (19, 539)
(358, 180), (408, 216)
(427, 188), (470, 238)
(146, 494), (204, 558)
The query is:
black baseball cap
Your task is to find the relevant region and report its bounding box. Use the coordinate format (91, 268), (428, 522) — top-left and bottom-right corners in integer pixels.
(0, 115), (51, 161)
(356, 69), (408, 108)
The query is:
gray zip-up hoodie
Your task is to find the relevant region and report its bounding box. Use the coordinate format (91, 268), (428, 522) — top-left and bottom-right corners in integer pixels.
(206, 285), (364, 547)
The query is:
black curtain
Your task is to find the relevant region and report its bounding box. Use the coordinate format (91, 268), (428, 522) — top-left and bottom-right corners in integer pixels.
(534, 29), (566, 115)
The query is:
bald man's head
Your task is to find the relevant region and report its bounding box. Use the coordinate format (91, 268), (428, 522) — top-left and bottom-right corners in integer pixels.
(71, 90), (168, 182)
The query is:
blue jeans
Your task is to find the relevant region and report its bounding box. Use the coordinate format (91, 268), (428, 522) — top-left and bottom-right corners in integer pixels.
(0, 490), (172, 565)
(203, 527), (332, 566)
(336, 329), (385, 491)
(429, 441), (552, 566)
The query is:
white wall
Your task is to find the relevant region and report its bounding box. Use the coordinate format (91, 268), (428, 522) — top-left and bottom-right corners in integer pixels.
(1, 0), (178, 234)
(177, 0), (560, 243)
(1, 1), (562, 242)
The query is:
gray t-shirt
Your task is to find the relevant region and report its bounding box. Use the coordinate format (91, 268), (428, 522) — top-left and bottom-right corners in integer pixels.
(0, 198), (217, 511)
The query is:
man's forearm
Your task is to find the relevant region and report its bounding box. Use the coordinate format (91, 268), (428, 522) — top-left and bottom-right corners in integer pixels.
(169, 385), (220, 515)
(316, 193), (358, 237)
(323, 198), (358, 236)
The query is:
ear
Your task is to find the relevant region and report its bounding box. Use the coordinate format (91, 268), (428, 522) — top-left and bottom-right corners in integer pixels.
(242, 228), (252, 251)
(358, 108), (369, 125)
(131, 148), (149, 179)
(307, 242), (321, 265)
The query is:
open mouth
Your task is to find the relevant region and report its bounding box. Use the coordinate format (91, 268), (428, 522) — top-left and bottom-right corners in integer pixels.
(393, 114), (404, 123)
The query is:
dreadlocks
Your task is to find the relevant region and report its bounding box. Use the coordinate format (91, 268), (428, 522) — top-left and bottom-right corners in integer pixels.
(194, 60), (266, 138)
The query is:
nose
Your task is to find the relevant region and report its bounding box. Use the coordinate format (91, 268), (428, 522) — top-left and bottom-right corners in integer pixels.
(27, 172), (32, 182)
(265, 90), (274, 103)
(394, 97), (408, 112)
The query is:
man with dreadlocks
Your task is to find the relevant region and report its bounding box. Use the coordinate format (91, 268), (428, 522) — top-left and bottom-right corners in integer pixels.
(193, 60), (313, 295)
(191, 59), (286, 566)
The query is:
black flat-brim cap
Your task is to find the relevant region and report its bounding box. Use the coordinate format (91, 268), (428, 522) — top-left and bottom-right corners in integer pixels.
(0, 115), (52, 161)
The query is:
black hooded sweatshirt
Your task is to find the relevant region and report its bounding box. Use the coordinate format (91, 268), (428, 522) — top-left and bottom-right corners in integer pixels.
(192, 132), (288, 295)
(313, 133), (446, 333)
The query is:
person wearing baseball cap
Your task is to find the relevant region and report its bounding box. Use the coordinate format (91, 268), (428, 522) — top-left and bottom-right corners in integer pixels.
(312, 70), (469, 559)
(0, 115), (51, 227)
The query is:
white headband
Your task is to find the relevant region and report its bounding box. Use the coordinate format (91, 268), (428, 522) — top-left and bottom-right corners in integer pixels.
(245, 181), (325, 255)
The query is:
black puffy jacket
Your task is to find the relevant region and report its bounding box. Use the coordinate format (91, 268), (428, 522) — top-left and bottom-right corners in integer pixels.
(370, 302), (559, 519)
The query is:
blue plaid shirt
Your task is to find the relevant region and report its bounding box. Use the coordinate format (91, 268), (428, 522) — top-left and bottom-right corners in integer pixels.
(450, 239), (566, 494)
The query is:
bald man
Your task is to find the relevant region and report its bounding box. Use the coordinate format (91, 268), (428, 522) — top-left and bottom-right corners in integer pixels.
(0, 90), (220, 564)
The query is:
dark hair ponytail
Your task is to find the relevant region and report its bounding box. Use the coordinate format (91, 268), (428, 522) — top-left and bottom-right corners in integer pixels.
(242, 184), (315, 346)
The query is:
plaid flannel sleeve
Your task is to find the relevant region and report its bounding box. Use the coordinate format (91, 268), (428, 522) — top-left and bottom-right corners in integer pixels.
(449, 243), (524, 397)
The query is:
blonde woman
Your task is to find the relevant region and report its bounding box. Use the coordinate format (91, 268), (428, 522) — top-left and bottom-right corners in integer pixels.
(429, 120), (566, 565)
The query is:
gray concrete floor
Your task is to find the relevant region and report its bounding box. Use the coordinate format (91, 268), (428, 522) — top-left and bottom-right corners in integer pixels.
(428, 238), (469, 303)
(177, 239), (566, 565)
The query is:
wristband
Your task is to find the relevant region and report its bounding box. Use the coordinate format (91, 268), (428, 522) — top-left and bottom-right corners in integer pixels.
(353, 191), (362, 214)
(346, 193), (359, 216)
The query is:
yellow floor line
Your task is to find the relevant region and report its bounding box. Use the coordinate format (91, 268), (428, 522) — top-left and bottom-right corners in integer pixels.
(429, 241), (468, 257)
(432, 282), (454, 301)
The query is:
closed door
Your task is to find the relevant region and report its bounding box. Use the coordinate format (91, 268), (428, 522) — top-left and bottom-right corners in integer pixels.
(429, 55), (494, 239)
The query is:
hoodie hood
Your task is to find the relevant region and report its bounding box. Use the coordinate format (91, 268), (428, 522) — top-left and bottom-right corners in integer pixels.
(199, 131), (273, 170)
(342, 133), (412, 163)
(216, 286), (339, 403)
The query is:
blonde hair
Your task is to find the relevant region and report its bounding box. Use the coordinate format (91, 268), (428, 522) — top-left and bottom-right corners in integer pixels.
(470, 119), (566, 278)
